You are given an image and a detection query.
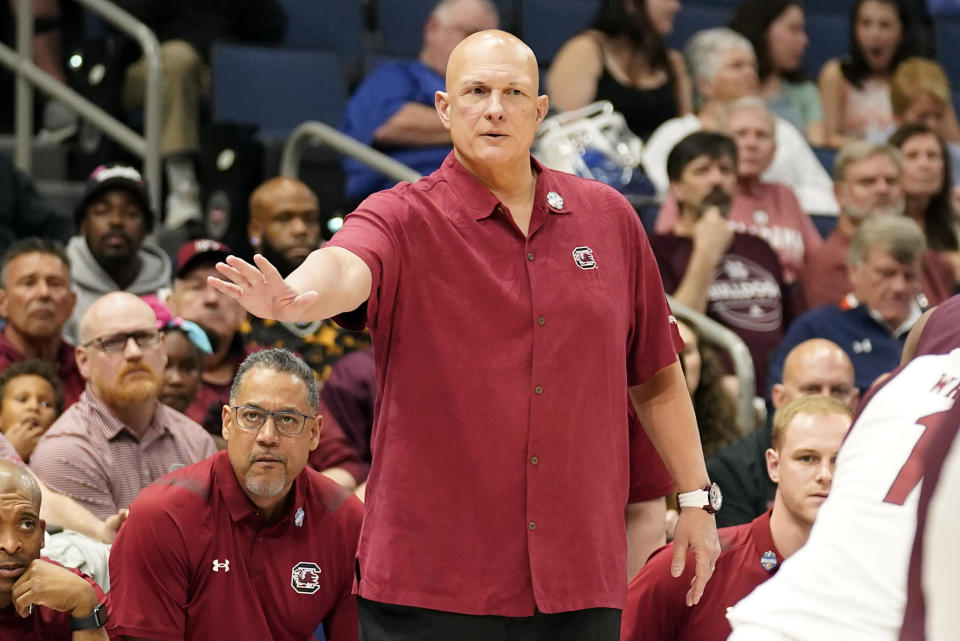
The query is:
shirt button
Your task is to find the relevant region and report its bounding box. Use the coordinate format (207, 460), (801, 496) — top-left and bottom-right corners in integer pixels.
(530, 456), (539, 465)
(528, 521), (537, 531)
(527, 252), (535, 261)
(537, 316), (545, 326)
(534, 385), (543, 395)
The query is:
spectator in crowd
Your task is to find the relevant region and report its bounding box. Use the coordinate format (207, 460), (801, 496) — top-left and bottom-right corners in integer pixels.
(341, 0), (499, 201)
(166, 239), (248, 433)
(0, 461), (113, 640)
(655, 97), (823, 284)
(30, 291), (216, 519)
(708, 338), (858, 527)
(158, 318), (209, 416)
(547, 0), (692, 140)
(641, 27), (837, 214)
(211, 30), (720, 638)
(676, 317), (740, 458)
(108, 349), (363, 641)
(622, 395), (852, 641)
(889, 122), (960, 282)
(727, 291), (960, 641)
(890, 57), (960, 174)
(818, 0), (919, 146)
(66, 164), (171, 343)
(322, 345), (375, 464)
(651, 131), (787, 395)
(800, 141), (955, 308)
(771, 214), (925, 395)
(0, 238), (84, 406)
(117, 0), (287, 226)
(728, 0), (824, 145)
(241, 178), (370, 381)
(0, 155), (71, 257)
(0, 360), (62, 464)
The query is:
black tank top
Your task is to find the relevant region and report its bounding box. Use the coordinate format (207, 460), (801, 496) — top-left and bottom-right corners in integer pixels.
(595, 66), (678, 140)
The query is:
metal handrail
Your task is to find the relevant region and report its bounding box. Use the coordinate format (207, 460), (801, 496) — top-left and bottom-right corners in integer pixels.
(667, 297), (757, 433)
(3, 0), (162, 213)
(280, 120), (422, 184)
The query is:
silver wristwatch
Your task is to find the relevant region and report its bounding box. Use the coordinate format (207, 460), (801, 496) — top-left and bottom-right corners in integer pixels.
(677, 483), (722, 514)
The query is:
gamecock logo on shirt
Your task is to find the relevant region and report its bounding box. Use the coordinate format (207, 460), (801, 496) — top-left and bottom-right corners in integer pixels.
(291, 561), (322, 594)
(572, 246), (597, 270)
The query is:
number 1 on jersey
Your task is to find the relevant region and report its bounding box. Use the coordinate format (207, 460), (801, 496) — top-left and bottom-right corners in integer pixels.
(883, 410), (949, 506)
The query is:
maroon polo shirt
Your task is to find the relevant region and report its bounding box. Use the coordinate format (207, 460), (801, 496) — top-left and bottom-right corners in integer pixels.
(107, 450), (363, 641)
(0, 329), (84, 408)
(325, 152), (682, 616)
(620, 510), (783, 641)
(0, 558), (116, 641)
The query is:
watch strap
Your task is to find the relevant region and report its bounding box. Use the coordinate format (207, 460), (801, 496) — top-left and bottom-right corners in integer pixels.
(70, 602), (107, 630)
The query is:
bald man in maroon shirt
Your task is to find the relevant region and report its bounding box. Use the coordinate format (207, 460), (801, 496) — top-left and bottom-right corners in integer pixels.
(211, 30), (719, 640)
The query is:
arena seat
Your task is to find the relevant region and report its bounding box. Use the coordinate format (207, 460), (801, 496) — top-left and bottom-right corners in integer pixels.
(666, 4), (733, 50)
(212, 44), (347, 138)
(278, 0), (365, 57)
(937, 19), (960, 89)
(803, 12), (848, 79)
(376, 0), (437, 57)
(804, 0), (856, 15)
(520, 0), (600, 66)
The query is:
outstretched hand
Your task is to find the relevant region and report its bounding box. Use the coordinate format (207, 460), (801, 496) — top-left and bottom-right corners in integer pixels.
(208, 254), (320, 322)
(670, 507), (721, 606)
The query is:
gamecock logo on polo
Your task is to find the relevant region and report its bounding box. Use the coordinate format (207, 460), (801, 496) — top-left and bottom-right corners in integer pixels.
(572, 246), (597, 270)
(291, 562), (322, 594)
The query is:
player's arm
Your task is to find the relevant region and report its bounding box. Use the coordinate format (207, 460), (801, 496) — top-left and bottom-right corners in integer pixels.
(210, 247), (372, 323)
(630, 359), (720, 606)
(374, 103), (451, 147)
(11, 559), (109, 640)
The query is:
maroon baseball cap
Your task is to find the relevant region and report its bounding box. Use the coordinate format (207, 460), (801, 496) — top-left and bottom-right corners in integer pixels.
(175, 239), (232, 279)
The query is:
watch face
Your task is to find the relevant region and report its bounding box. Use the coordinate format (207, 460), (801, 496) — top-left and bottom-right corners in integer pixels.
(708, 483), (723, 511)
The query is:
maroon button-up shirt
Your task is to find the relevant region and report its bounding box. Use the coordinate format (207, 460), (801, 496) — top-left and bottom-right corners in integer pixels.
(326, 153), (682, 616)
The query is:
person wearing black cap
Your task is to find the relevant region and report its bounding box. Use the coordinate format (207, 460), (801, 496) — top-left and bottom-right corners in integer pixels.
(64, 163), (172, 344)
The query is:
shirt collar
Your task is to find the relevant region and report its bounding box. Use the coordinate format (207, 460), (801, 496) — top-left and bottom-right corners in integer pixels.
(438, 152), (572, 222)
(750, 509), (784, 573)
(213, 449), (309, 528)
(83, 385), (168, 442)
(842, 293), (922, 337)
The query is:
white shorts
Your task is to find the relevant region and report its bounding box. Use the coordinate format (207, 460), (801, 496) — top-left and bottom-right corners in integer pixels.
(727, 626), (796, 641)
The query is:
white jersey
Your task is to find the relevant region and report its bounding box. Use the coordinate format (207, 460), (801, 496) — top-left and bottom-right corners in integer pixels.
(726, 349), (960, 641)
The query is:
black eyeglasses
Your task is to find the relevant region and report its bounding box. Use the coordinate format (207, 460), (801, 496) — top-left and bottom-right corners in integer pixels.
(83, 329), (162, 353)
(230, 405), (312, 435)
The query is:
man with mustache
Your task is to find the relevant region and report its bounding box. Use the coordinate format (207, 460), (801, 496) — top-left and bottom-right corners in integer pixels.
(0, 460), (114, 640)
(64, 164), (172, 344)
(650, 131), (788, 395)
(800, 141), (955, 310)
(30, 291), (216, 519)
(107, 349), (363, 641)
(241, 178), (370, 382)
(0, 237), (84, 407)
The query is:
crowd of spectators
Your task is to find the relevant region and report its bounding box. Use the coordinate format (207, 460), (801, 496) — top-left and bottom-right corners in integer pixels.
(2, 0), (960, 639)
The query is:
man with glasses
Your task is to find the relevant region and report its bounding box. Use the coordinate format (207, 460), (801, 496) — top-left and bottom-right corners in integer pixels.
(107, 348), (363, 641)
(30, 291), (216, 519)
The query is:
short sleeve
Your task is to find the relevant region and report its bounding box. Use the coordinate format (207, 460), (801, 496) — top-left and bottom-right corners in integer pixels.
(341, 64), (425, 145)
(797, 80), (824, 124)
(107, 489), (193, 639)
(324, 190), (406, 333)
(620, 544), (691, 640)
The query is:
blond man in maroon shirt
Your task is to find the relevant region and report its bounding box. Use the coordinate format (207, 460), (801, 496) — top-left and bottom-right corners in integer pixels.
(211, 31), (719, 640)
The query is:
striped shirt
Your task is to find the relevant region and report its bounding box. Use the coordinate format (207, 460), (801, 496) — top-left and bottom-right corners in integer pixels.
(30, 386), (217, 519)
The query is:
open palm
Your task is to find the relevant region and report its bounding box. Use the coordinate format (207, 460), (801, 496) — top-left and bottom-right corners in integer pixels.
(208, 254), (319, 322)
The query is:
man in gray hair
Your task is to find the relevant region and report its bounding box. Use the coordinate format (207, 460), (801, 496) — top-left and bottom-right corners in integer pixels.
(801, 140), (956, 310)
(108, 348), (364, 641)
(770, 215), (927, 394)
(641, 27), (836, 215)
